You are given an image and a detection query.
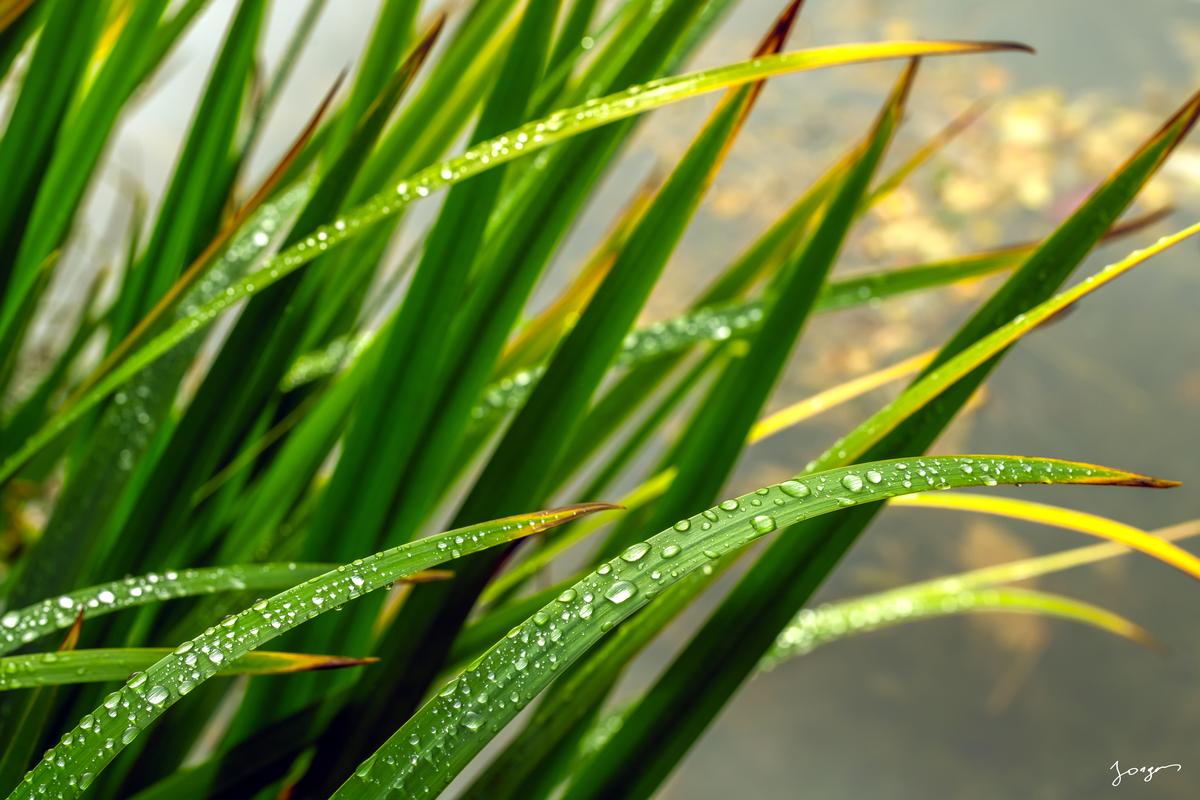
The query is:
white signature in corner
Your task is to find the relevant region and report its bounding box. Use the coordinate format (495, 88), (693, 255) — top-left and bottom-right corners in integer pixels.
(1110, 760), (1181, 786)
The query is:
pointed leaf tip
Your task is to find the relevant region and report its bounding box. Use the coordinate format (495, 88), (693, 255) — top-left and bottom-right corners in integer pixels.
(977, 40), (1035, 54)
(301, 656), (381, 672)
(1100, 474), (1182, 489)
(756, 0), (807, 57)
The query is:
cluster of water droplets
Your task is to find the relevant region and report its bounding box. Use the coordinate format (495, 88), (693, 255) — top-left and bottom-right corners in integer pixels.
(763, 583), (997, 668)
(619, 301), (764, 362)
(0, 563), (323, 658)
(14, 510), (576, 799)
(338, 455), (1108, 797)
(470, 302), (764, 422)
(280, 330), (376, 390)
(472, 365), (545, 421)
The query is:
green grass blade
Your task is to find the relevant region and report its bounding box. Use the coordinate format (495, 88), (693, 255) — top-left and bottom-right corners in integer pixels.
(322, 0), (419, 161)
(0, 610), (82, 794)
(0, 649), (381, 691)
(328, 456), (1173, 799)
(0, 562), (334, 657)
(762, 587), (1159, 669)
(761, 512), (1200, 671)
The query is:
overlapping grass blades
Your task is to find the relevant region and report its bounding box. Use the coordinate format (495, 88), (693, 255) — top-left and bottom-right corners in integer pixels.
(8, 505), (614, 798)
(0, 38), (1026, 485)
(0, 2), (1193, 797)
(330, 456), (1173, 798)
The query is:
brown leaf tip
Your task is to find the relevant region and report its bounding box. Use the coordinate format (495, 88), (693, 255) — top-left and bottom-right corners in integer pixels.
(304, 656), (380, 672)
(981, 40), (1036, 55)
(1104, 475), (1182, 489)
(754, 0), (806, 58)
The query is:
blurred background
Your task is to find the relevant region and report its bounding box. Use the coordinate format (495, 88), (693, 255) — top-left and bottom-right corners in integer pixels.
(32, 1), (1200, 797)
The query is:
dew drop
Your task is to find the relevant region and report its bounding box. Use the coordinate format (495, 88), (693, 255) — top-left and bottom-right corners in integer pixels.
(604, 581), (636, 604)
(750, 514), (776, 533)
(779, 480), (810, 498)
(620, 542), (650, 563)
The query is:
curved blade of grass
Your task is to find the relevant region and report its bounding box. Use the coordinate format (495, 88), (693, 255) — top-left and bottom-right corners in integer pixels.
(325, 457), (1171, 799)
(0, 605), (81, 793)
(473, 576), (1153, 800)
(0, 563), (330, 657)
(0, 649), (380, 691)
(763, 583), (1162, 671)
(0, 38), (1030, 484)
(890, 492), (1200, 577)
(763, 585), (1160, 670)
(6, 504), (614, 798)
(0, 560), (450, 659)
(467, 512), (1199, 677)
(466, 507), (1195, 797)
(890, 499), (1200, 587)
